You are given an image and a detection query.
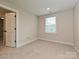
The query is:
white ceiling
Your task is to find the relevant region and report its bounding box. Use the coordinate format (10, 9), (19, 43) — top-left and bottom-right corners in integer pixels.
(2, 0), (78, 16)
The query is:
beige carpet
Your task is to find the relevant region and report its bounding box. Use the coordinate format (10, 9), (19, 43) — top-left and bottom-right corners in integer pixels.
(0, 40), (78, 59)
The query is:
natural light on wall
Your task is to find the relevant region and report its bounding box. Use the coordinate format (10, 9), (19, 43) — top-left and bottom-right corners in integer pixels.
(45, 17), (56, 33)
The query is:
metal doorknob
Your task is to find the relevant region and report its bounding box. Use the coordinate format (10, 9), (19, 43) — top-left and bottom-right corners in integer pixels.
(4, 30), (7, 32)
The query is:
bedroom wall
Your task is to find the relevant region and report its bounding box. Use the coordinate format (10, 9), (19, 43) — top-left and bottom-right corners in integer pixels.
(38, 9), (74, 45)
(74, 1), (79, 52)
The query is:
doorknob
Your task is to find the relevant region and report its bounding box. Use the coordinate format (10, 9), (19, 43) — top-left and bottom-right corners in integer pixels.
(4, 30), (7, 32)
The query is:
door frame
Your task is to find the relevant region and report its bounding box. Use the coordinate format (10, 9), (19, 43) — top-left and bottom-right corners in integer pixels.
(0, 4), (19, 48)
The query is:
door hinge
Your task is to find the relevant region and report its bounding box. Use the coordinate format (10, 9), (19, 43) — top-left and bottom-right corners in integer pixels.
(15, 15), (16, 18)
(15, 28), (16, 30)
(15, 40), (16, 43)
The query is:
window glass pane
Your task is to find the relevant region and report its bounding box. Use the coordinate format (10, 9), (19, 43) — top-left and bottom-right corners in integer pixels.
(45, 17), (56, 33)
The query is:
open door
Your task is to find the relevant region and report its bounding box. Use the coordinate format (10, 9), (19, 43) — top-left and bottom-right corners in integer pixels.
(5, 13), (16, 47)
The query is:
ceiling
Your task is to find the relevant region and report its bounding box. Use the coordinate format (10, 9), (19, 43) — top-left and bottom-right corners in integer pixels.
(2, 0), (78, 16)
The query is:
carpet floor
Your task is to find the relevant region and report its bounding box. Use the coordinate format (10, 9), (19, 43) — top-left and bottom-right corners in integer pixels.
(0, 40), (78, 59)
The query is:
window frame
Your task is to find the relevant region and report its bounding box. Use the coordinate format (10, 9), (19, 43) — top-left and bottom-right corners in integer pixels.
(44, 16), (57, 34)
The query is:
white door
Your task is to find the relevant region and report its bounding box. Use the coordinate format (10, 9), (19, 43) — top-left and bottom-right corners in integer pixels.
(5, 13), (16, 47)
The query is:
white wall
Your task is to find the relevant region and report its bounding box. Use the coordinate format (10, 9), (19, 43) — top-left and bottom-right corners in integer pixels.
(18, 10), (38, 47)
(74, 1), (79, 52)
(0, 0), (38, 47)
(38, 9), (74, 45)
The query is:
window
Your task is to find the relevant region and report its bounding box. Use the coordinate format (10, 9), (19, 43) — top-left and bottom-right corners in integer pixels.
(45, 17), (56, 33)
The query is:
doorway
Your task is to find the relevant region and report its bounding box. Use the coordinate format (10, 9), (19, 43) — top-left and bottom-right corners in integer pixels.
(0, 18), (3, 46)
(0, 7), (16, 48)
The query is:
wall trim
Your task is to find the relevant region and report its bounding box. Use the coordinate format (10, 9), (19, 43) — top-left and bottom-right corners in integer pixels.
(17, 38), (37, 48)
(74, 47), (79, 53)
(38, 38), (73, 46)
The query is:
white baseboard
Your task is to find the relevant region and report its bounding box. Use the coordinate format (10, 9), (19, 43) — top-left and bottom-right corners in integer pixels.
(16, 38), (73, 48)
(74, 47), (79, 53)
(17, 38), (37, 48)
(38, 38), (73, 46)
